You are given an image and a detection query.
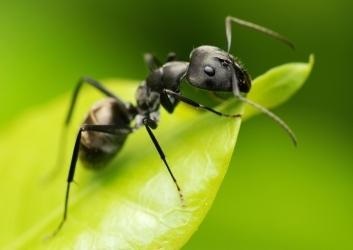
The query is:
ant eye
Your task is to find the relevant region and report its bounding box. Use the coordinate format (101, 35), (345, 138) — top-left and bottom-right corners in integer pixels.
(204, 65), (215, 76)
(222, 61), (229, 67)
(217, 58), (231, 69)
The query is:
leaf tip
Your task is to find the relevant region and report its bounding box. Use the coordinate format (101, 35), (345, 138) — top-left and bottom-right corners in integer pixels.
(308, 54), (315, 70)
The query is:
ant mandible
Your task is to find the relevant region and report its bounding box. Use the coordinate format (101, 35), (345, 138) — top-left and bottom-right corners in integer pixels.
(51, 16), (296, 236)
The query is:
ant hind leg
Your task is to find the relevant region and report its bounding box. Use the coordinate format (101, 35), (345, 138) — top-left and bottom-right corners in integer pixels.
(43, 77), (129, 182)
(48, 124), (131, 238)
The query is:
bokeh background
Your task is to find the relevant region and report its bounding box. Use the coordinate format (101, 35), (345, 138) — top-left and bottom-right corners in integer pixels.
(0, 0), (352, 249)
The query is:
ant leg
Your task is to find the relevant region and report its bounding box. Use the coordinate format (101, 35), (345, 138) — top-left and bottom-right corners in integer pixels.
(160, 91), (179, 113)
(49, 125), (131, 237)
(143, 52), (177, 71)
(231, 73), (297, 146)
(45, 77), (129, 181)
(143, 118), (184, 203)
(225, 16), (294, 52)
(66, 76), (129, 126)
(49, 128), (82, 237)
(144, 53), (161, 71)
(166, 52), (177, 62)
(163, 89), (241, 118)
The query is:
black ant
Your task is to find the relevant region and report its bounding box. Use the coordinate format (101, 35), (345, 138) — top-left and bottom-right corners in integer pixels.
(50, 16), (296, 236)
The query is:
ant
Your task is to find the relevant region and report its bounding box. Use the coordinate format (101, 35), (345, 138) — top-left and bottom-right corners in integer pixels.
(50, 16), (296, 236)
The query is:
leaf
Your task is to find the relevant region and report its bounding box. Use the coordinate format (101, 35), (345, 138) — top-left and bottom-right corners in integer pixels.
(0, 55), (313, 250)
(244, 54), (314, 119)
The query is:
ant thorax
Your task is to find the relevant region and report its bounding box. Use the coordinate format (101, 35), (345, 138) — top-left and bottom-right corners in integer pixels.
(134, 83), (161, 128)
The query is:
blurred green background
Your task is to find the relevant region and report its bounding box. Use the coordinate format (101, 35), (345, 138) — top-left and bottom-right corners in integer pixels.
(0, 0), (352, 249)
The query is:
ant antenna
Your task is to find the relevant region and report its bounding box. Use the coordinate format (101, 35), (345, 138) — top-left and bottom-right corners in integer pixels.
(225, 16), (295, 52)
(232, 72), (297, 146)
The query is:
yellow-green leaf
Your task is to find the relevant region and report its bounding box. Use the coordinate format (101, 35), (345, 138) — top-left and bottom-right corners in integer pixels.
(244, 54), (314, 119)
(0, 55), (313, 250)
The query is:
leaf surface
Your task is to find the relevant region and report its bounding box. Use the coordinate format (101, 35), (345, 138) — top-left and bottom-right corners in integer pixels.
(0, 55), (313, 250)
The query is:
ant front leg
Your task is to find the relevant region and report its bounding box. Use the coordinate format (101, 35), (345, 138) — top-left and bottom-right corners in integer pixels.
(163, 89), (241, 118)
(49, 124), (131, 238)
(160, 90), (179, 113)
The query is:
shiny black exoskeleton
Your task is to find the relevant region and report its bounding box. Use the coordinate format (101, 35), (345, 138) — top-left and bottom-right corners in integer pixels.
(51, 16), (296, 236)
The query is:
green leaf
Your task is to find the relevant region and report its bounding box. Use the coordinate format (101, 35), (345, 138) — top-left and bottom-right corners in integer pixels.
(0, 55), (313, 250)
(244, 54), (314, 119)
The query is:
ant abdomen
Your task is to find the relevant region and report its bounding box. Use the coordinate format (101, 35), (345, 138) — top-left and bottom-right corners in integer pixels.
(79, 98), (131, 168)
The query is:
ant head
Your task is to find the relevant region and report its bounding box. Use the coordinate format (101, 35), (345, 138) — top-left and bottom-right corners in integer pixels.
(186, 45), (251, 93)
